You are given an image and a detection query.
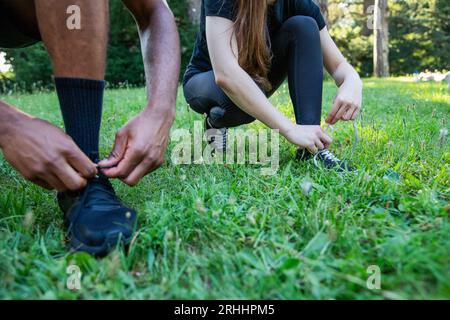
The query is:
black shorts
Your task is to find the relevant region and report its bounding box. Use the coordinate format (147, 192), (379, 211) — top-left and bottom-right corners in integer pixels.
(0, 3), (40, 49)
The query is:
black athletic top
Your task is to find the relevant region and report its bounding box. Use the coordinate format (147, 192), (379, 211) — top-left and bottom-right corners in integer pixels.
(183, 0), (326, 85)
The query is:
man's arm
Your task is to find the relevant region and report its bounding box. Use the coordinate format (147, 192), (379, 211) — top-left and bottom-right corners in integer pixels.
(0, 100), (97, 191)
(99, 0), (180, 186)
(122, 0), (180, 113)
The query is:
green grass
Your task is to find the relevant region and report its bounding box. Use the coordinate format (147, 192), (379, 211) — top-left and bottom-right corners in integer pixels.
(0, 78), (449, 299)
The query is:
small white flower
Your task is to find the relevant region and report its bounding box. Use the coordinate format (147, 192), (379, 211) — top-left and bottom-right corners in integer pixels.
(439, 128), (448, 146)
(300, 181), (313, 195)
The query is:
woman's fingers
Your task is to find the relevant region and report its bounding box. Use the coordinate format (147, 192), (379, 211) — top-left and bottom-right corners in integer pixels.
(306, 143), (318, 154)
(342, 105), (356, 121)
(319, 131), (332, 149)
(332, 104), (349, 124)
(350, 108), (359, 120)
(315, 139), (325, 151)
(326, 101), (340, 124)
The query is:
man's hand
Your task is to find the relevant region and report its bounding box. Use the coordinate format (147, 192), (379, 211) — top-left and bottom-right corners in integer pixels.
(326, 79), (363, 125)
(0, 106), (97, 191)
(98, 108), (174, 186)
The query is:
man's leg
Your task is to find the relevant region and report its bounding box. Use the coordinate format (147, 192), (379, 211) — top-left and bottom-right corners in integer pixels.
(0, 0), (41, 48)
(35, 0), (108, 161)
(34, 1), (136, 256)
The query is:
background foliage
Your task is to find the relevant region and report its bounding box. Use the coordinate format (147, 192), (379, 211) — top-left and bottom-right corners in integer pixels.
(1, 0), (449, 90)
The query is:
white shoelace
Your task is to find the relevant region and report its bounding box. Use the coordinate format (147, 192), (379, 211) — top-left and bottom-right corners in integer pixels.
(317, 149), (341, 162)
(325, 120), (359, 155)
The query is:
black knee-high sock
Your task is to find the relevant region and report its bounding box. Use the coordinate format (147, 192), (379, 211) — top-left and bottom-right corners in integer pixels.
(54, 77), (105, 162)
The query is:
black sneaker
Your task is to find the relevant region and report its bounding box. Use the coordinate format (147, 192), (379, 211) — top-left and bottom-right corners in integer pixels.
(57, 173), (137, 257)
(205, 117), (228, 153)
(296, 148), (355, 172)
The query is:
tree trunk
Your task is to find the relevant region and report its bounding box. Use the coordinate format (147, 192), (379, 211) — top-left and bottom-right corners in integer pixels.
(374, 0), (389, 77)
(187, 0), (202, 26)
(314, 0), (329, 24)
(362, 0), (375, 36)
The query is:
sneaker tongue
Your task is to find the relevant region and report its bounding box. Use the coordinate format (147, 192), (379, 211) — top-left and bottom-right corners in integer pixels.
(84, 175), (119, 207)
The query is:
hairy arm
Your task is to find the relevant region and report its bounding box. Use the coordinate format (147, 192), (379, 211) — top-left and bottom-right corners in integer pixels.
(0, 100), (96, 191)
(99, 0), (181, 186)
(320, 27), (363, 124)
(206, 16), (331, 153)
(123, 0), (180, 115)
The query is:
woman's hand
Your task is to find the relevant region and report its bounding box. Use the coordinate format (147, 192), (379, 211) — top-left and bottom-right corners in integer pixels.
(326, 79), (362, 125)
(283, 124), (332, 154)
(320, 27), (363, 125)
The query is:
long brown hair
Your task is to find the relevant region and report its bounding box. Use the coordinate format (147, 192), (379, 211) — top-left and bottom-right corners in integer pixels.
(233, 0), (272, 92)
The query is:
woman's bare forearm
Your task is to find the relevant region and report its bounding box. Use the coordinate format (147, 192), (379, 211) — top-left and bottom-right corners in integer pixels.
(217, 65), (294, 135)
(332, 61), (362, 88)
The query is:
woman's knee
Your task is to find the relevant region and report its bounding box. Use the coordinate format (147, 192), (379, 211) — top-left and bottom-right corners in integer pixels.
(283, 16), (320, 40)
(210, 106), (255, 128)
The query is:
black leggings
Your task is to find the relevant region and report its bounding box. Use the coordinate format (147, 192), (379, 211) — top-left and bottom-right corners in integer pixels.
(183, 16), (323, 128)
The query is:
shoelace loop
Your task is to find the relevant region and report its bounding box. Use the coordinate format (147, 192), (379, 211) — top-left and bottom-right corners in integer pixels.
(317, 149), (341, 162)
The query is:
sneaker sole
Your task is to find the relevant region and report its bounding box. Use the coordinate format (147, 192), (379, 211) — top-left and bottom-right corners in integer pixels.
(67, 230), (132, 257)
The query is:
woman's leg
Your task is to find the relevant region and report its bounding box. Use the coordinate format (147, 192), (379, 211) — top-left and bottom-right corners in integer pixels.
(268, 16), (324, 125)
(183, 71), (255, 128)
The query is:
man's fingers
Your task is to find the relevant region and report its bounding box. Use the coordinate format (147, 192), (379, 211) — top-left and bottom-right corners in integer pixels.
(66, 148), (97, 178)
(41, 173), (66, 192)
(98, 131), (128, 168)
(102, 149), (142, 179)
(121, 162), (152, 187)
(30, 178), (52, 190)
(54, 163), (88, 191)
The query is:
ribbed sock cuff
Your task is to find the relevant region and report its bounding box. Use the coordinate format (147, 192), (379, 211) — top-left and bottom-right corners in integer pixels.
(54, 77), (105, 161)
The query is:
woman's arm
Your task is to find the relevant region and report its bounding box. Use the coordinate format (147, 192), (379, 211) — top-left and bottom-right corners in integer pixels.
(206, 16), (331, 153)
(320, 27), (363, 125)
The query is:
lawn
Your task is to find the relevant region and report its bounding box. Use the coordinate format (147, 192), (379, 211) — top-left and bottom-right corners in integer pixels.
(0, 78), (448, 299)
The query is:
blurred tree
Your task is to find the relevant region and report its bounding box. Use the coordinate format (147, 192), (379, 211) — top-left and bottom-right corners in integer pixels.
(314, 0), (329, 23)
(389, 0), (449, 74)
(2, 0), (197, 90)
(362, 0), (375, 36)
(373, 0), (390, 77)
(1, 0), (448, 91)
(187, 0), (202, 25)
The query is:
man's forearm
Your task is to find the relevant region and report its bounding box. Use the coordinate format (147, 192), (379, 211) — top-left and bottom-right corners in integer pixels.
(139, 2), (180, 119)
(0, 101), (24, 144)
